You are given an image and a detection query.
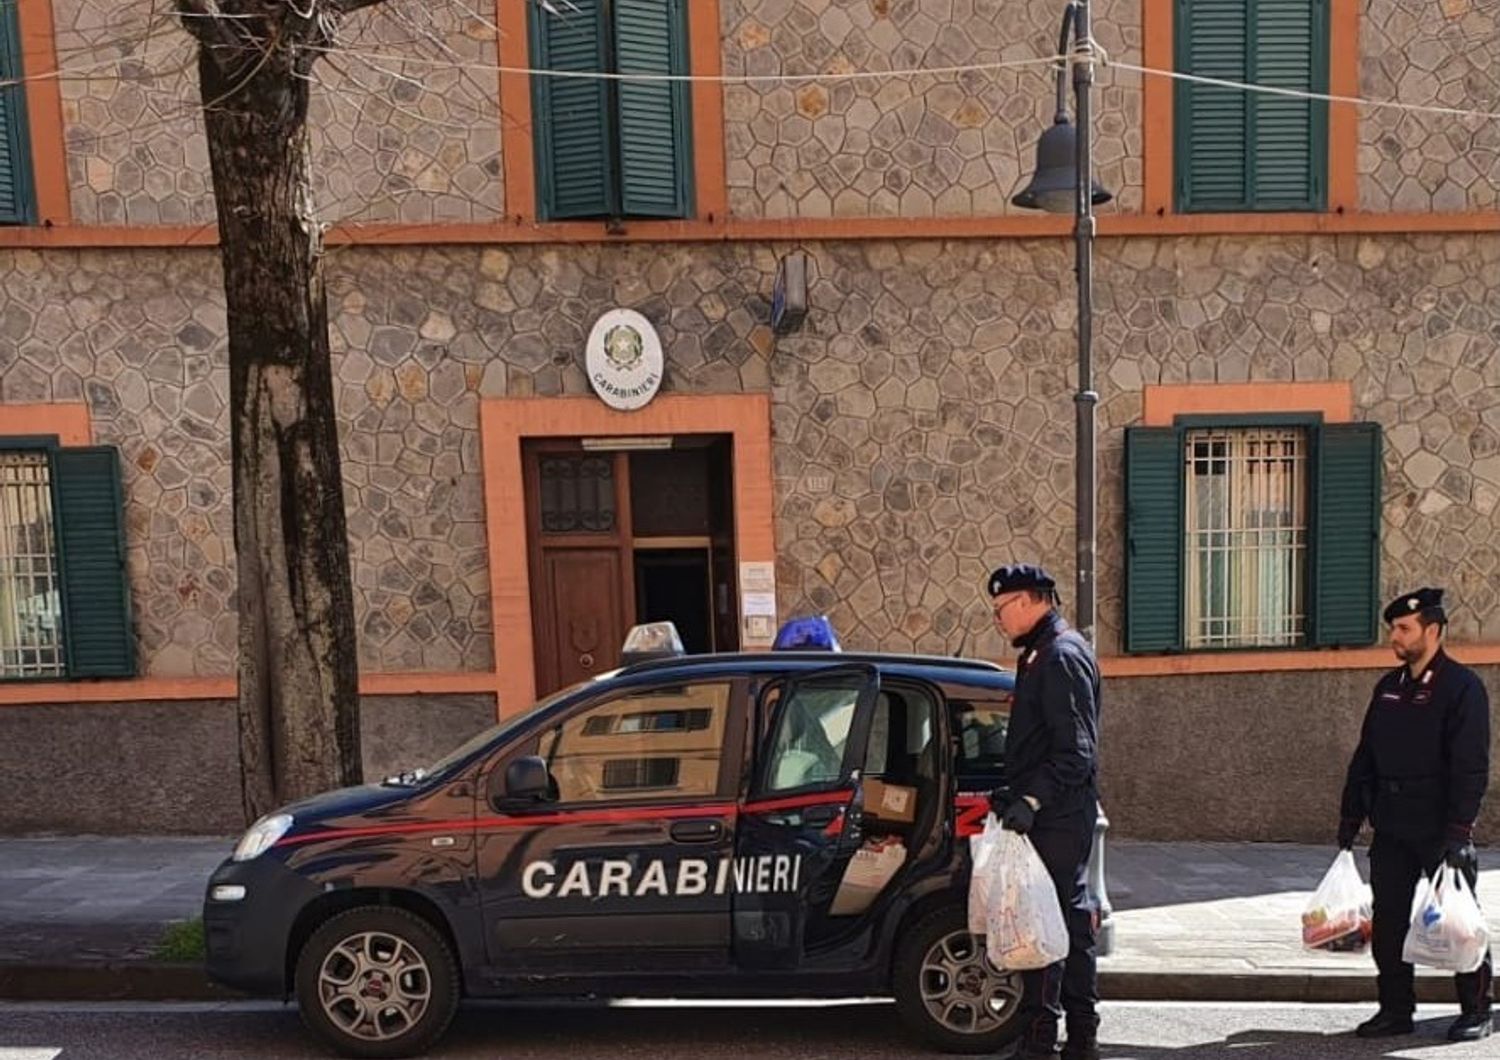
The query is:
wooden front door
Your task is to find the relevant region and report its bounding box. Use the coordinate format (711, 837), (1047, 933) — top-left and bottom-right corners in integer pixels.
(525, 445), (634, 697)
(525, 437), (739, 699)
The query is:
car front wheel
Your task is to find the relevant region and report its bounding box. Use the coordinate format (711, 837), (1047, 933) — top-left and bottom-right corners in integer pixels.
(294, 906), (460, 1059)
(892, 904), (1026, 1054)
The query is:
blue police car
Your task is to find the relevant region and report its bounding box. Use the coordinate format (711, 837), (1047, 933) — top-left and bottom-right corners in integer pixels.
(204, 619), (1016, 1057)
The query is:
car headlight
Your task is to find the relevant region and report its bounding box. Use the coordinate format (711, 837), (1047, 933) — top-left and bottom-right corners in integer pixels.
(232, 813), (294, 861)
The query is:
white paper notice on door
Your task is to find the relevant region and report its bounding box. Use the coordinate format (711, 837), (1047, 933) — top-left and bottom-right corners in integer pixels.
(739, 561), (777, 647)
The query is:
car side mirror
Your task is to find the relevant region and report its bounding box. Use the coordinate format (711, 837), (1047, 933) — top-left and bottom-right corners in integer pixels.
(494, 755), (551, 809)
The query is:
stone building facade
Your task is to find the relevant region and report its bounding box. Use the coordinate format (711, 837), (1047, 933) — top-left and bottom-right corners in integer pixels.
(0, 0), (1498, 841)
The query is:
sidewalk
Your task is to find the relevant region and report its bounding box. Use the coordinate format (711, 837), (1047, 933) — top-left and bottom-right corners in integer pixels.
(1, 835), (1495, 1002)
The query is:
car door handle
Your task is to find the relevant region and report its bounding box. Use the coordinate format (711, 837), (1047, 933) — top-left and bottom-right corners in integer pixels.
(669, 820), (723, 844)
(802, 805), (840, 826)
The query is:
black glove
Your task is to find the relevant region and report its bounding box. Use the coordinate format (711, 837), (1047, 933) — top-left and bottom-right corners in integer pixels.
(987, 787), (1010, 818)
(1337, 818), (1360, 850)
(1000, 798), (1036, 835)
(1445, 837), (1478, 876)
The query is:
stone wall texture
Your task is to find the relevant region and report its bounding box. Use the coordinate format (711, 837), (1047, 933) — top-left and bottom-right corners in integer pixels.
(1359, 0), (1500, 212)
(0, 694), (495, 833)
(4, 232), (1499, 674)
(54, 0), (502, 226)
(719, 0), (1143, 219)
(1104, 665), (1500, 843)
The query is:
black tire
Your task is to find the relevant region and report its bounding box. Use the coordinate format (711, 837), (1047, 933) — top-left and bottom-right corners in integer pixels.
(294, 906), (460, 1059)
(892, 904), (1026, 1054)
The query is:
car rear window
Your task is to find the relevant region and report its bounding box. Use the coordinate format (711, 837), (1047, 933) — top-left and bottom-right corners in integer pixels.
(951, 698), (1008, 784)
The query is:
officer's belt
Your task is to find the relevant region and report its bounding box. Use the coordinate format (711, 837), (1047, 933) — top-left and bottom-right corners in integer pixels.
(1377, 776), (1441, 795)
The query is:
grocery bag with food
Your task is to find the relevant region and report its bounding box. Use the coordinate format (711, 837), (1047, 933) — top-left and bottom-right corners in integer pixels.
(1402, 864), (1490, 973)
(967, 812), (1003, 935)
(1301, 849), (1373, 952)
(982, 826), (1069, 971)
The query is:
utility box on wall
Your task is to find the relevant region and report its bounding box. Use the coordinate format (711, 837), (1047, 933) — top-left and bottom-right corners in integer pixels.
(771, 251), (808, 335)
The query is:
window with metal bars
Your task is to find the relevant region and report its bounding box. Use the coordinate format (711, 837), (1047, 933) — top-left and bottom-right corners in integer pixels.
(0, 452), (64, 676)
(1125, 418), (1381, 654)
(1183, 427), (1308, 648)
(0, 441), (133, 680)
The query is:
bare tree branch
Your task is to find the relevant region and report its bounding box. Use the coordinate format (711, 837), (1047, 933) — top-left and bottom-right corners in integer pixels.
(175, 0), (246, 63)
(330, 0), (392, 14)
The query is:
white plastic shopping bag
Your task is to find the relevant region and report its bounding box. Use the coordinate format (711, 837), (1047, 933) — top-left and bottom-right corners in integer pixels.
(1403, 864), (1490, 973)
(967, 812), (1003, 934)
(1301, 849), (1373, 952)
(982, 827), (1069, 971)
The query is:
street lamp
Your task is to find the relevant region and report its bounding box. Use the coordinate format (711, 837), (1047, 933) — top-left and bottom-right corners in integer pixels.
(1013, 0), (1116, 957)
(1012, 0), (1111, 648)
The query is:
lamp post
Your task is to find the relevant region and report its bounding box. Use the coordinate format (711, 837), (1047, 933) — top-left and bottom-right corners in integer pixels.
(1012, 0), (1112, 648)
(1013, 0), (1116, 956)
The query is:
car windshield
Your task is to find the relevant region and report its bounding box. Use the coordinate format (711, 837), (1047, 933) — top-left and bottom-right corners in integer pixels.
(422, 676), (608, 778)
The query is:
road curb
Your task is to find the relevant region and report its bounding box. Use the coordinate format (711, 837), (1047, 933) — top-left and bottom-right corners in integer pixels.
(0, 962), (243, 1002)
(0, 963), (1464, 1006)
(1101, 971), (1462, 1004)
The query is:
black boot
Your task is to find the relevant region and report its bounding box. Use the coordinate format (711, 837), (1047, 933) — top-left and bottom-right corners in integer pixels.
(1060, 1035), (1100, 1060)
(1355, 1010), (1414, 1038)
(1448, 1012), (1493, 1042)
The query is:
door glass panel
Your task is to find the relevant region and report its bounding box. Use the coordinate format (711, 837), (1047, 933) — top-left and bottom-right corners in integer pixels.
(538, 682), (730, 802)
(539, 455), (616, 533)
(763, 680), (865, 793)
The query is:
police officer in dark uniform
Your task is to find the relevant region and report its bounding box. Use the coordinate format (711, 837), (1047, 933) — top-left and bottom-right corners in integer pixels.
(1339, 586), (1493, 1042)
(985, 564), (1102, 1060)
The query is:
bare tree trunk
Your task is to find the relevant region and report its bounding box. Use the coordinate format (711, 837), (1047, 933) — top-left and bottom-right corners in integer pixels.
(180, 4), (369, 820)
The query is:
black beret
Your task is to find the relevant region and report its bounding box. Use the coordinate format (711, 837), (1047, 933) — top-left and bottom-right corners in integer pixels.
(987, 563), (1057, 598)
(1382, 587), (1445, 624)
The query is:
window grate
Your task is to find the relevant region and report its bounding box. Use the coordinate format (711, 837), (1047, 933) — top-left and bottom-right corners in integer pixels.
(1184, 427), (1307, 648)
(0, 452), (64, 677)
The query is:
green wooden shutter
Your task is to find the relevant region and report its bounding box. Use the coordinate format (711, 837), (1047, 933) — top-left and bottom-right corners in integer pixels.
(1175, 0), (1327, 212)
(613, 0), (693, 218)
(51, 447), (134, 677)
(1309, 423), (1381, 647)
(1175, 0), (1248, 210)
(1125, 427), (1184, 653)
(0, 0), (33, 225)
(532, 0), (613, 220)
(1250, 0), (1326, 208)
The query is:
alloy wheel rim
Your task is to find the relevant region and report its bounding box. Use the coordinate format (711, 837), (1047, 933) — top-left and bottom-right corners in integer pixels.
(918, 928), (1022, 1036)
(317, 930), (433, 1042)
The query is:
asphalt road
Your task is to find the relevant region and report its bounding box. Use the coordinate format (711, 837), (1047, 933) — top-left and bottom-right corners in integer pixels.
(0, 1000), (1497, 1059)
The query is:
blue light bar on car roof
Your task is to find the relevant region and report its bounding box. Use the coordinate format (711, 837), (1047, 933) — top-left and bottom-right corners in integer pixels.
(772, 615), (842, 651)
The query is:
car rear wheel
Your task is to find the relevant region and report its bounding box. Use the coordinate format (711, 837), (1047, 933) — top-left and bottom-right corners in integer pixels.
(893, 904), (1025, 1054)
(295, 906), (459, 1059)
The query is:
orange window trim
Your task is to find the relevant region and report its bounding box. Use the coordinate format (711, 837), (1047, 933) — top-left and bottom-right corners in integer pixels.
(16, 0), (69, 225)
(1327, 0), (1360, 213)
(480, 394), (775, 719)
(1, 402), (92, 444)
(1142, 381), (1354, 426)
(3, 210), (1499, 251)
(1141, 0), (1173, 216)
(496, 0), (535, 223)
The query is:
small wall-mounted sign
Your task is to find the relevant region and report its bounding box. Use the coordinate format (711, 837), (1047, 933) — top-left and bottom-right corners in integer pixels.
(740, 561), (777, 649)
(586, 309), (664, 411)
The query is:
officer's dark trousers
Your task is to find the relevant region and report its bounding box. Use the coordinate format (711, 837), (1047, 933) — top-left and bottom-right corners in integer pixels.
(1370, 833), (1493, 1016)
(1018, 812), (1100, 1053)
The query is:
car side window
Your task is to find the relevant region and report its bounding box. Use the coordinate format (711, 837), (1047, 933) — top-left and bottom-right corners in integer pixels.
(952, 697), (1008, 782)
(537, 682), (732, 802)
(763, 680), (863, 793)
